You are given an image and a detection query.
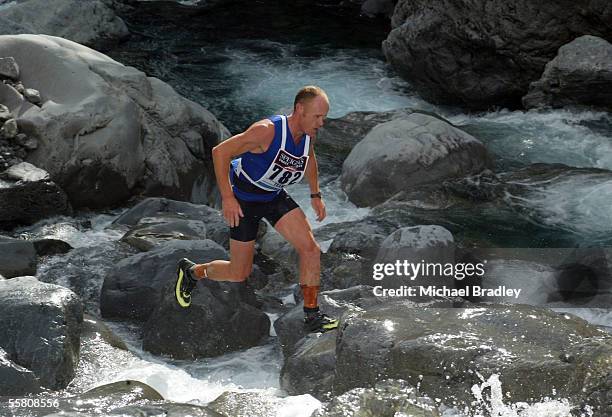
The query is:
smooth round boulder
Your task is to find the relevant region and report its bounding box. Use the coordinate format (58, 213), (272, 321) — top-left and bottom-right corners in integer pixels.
(100, 239), (228, 320)
(341, 112), (492, 207)
(0, 34), (229, 209)
(0, 277), (83, 390)
(523, 35), (612, 111)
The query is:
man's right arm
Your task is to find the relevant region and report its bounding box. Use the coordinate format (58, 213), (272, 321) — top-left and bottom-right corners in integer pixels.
(211, 120), (274, 227)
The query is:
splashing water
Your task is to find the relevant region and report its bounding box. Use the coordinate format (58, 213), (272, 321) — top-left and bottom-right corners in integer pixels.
(470, 373), (574, 417)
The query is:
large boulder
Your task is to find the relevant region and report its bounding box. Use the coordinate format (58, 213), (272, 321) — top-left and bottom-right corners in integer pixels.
(333, 302), (612, 416)
(383, 0), (612, 109)
(0, 0), (129, 51)
(100, 239), (229, 320)
(341, 112), (492, 207)
(0, 162), (72, 229)
(142, 280), (270, 359)
(113, 197), (229, 250)
(0, 34), (229, 209)
(0, 277), (83, 390)
(523, 35), (612, 111)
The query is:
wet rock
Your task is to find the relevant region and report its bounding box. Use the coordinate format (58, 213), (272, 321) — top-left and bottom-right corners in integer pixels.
(0, 276), (83, 390)
(0, 346), (41, 395)
(0, 162), (72, 229)
(313, 379), (439, 417)
(81, 314), (127, 351)
(341, 112), (492, 207)
(280, 331), (337, 399)
(0, 56), (18, 80)
(207, 391), (316, 417)
(0, 0), (129, 51)
(0, 34), (229, 209)
(0, 117), (17, 138)
(523, 35), (612, 111)
(32, 238), (73, 256)
(0, 236), (37, 278)
(107, 402), (222, 417)
(100, 239), (228, 320)
(332, 301), (612, 415)
(114, 197), (228, 250)
(142, 279), (270, 359)
(23, 88), (41, 104)
(383, 0), (612, 109)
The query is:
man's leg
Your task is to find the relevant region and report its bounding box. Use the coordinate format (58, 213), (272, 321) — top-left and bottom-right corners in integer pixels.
(191, 239), (255, 282)
(274, 208), (338, 332)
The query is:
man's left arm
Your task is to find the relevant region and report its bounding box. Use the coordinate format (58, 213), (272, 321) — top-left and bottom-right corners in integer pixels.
(305, 142), (326, 222)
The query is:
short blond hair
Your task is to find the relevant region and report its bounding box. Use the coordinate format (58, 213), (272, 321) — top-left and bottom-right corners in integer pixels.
(293, 86), (328, 110)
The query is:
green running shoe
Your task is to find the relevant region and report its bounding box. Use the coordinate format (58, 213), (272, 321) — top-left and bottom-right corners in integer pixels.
(304, 311), (339, 333)
(175, 258), (198, 308)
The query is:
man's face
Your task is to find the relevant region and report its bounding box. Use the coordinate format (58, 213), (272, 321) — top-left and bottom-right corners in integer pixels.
(299, 95), (329, 138)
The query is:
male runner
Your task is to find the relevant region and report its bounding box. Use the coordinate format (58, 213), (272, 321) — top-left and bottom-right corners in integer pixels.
(175, 86), (339, 333)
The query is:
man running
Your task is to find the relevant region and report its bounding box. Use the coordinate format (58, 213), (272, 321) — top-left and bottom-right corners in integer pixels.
(175, 86), (339, 333)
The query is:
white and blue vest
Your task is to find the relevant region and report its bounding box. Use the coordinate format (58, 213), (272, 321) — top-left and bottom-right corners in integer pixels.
(230, 115), (310, 202)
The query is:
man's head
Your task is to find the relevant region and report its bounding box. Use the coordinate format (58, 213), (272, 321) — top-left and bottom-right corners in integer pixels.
(293, 86), (329, 138)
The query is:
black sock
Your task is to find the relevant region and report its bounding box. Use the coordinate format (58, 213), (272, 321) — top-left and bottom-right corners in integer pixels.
(303, 306), (319, 318)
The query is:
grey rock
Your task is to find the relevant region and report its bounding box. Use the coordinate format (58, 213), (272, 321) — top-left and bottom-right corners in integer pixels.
(0, 56), (18, 79)
(0, 34), (229, 209)
(0, 103), (12, 122)
(23, 87), (40, 104)
(143, 280), (270, 359)
(373, 225), (455, 292)
(383, 0), (612, 109)
(208, 391), (284, 417)
(0, 162), (72, 230)
(0, 347), (41, 395)
(333, 301), (611, 412)
(280, 331), (337, 399)
(0, 82), (33, 117)
(114, 197), (229, 249)
(0, 0), (129, 51)
(108, 403), (223, 417)
(1, 117), (17, 138)
(0, 277), (83, 390)
(32, 238), (73, 256)
(100, 239), (229, 320)
(341, 113), (492, 207)
(523, 35), (612, 111)
(0, 235), (36, 278)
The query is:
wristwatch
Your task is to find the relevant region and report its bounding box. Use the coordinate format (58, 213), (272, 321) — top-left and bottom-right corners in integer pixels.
(310, 192), (322, 199)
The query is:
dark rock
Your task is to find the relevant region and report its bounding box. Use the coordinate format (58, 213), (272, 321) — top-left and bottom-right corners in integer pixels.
(332, 301), (612, 414)
(523, 35), (612, 111)
(100, 239), (228, 320)
(280, 331), (337, 399)
(0, 236), (36, 278)
(32, 238), (73, 256)
(0, 347), (41, 395)
(0, 162), (72, 229)
(341, 113), (492, 207)
(142, 280), (270, 359)
(0, 277), (83, 390)
(107, 402), (223, 417)
(0, 56), (18, 79)
(313, 379), (438, 417)
(383, 0), (612, 109)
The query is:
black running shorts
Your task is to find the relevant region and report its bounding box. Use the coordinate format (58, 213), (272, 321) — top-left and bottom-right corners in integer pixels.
(230, 190), (299, 242)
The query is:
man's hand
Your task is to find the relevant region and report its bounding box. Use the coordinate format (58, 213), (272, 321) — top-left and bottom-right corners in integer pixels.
(222, 195), (244, 227)
(311, 197), (326, 222)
